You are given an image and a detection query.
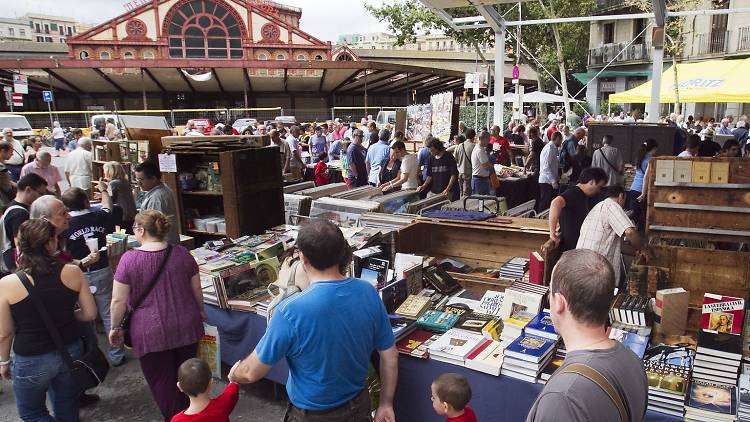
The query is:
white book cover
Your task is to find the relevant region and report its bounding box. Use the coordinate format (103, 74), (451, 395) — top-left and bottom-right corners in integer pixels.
(499, 288), (543, 320)
(466, 340), (504, 376)
(477, 290), (505, 316)
(428, 329), (486, 362)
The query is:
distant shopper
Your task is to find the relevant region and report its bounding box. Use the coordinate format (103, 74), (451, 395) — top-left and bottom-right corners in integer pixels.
(110, 210), (205, 421)
(524, 126), (544, 176)
(2, 128), (26, 181)
(431, 373), (478, 422)
(52, 121), (66, 156)
(548, 167), (607, 252)
(698, 133), (721, 157)
(526, 249), (647, 422)
(309, 126), (328, 163)
(454, 129), (476, 198)
(172, 358), (239, 422)
(417, 138), (459, 201)
(105, 118), (119, 141)
(229, 219), (398, 422)
(366, 129), (391, 186)
(104, 161), (137, 231)
(0, 218), (98, 421)
(489, 125), (512, 166)
(381, 141), (419, 192)
(591, 135), (624, 187)
(470, 131), (492, 196)
(560, 127), (585, 176)
(0, 141), (16, 209)
(269, 129), (291, 174)
(379, 141), (405, 195)
(577, 185), (643, 287)
(417, 136), (432, 184)
(21, 150), (61, 197)
(538, 131), (562, 212)
(285, 126), (305, 179)
(0, 173), (47, 274)
(68, 128), (83, 151)
(346, 130), (368, 188)
(678, 134), (700, 158)
(64, 137), (93, 194)
(24, 136), (42, 163)
(135, 161), (179, 245)
(629, 139), (658, 232)
(314, 153), (329, 186)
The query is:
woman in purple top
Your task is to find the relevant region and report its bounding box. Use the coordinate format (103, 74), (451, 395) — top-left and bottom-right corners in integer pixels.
(108, 210), (204, 421)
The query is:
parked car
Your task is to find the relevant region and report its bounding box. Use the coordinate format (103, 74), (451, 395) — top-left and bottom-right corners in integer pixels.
(232, 118), (257, 134)
(189, 118), (214, 135)
(273, 116), (298, 128)
(376, 110), (396, 130)
(0, 114), (34, 141)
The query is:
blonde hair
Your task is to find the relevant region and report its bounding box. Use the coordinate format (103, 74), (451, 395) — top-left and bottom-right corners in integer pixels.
(103, 161), (127, 181)
(134, 210), (171, 241)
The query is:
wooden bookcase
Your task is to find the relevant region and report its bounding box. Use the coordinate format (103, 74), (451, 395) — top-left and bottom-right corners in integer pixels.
(161, 146), (284, 240)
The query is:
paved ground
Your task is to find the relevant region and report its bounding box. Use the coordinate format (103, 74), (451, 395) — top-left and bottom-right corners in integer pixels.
(1, 148), (289, 420)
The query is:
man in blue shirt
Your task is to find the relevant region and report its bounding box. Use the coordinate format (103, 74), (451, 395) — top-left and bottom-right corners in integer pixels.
(559, 127), (584, 174)
(366, 129), (392, 186)
(229, 220), (398, 422)
(346, 130), (368, 187)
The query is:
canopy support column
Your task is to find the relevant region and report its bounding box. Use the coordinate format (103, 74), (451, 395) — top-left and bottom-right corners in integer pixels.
(648, 27), (664, 123)
(494, 29), (505, 127)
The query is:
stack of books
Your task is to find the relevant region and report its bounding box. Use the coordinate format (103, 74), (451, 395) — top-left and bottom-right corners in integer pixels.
(643, 345), (694, 417)
(501, 311), (535, 345)
(525, 310), (559, 342)
(396, 329), (441, 359)
(394, 295), (432, 320)
(427, 329), (487, 366)
(499, 281), (548, 321)
(609, 293), (650, 328)
(538, 353), (565, 384)
(739, 374), (750, 422)
(692, 293), (745, 385)
(499, 257), (530, 280)
(500, 333), (557, 383)
(465, 339), (505, 376)
(684, 379), (738, 422)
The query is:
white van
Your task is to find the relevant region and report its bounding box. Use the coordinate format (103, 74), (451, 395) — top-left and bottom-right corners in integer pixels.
(375, 110), (396, 130)
(0, 114), (34, 140)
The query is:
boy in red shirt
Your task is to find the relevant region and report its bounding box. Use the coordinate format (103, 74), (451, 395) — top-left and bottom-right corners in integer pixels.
(171, 358), (239, 422)
(431, 373), (478, 422)
(314, 152), (329, 186)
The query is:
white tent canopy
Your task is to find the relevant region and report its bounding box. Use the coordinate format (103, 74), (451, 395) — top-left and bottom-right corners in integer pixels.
(470, 91), (583, 104)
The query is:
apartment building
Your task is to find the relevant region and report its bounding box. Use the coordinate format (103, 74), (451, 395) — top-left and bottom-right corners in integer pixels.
(24, 13), (77, 44)
(582, 0), (750, 118)
(337, 31), (489, 53)
(0, 17), (33, 41)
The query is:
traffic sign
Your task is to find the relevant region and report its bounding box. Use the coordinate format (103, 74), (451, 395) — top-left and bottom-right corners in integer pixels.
(13, 74), (28, 94)
(512, 65), (520, 85)
(11, 93), (23, 107)
(42, 90), (54, 103)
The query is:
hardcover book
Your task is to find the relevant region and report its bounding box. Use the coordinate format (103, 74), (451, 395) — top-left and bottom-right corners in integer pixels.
(525, 310), (558, 340)
(477, 290), (505, 316)
(498, 284), (545, 320)
(685, 379), (737, 417)
(701, 293), (745, 335)
(396, 329), (440, 358)
(697, 330), (743, 360)
(423, 265), (462, 295)
(379, 279), (409, 314)
(654, 287), (689, 337)
(395, 295), (431, 319)
(643, 344), (694, 397)
(456, 312), (494, 334)
(528, 251), (545, 285)
(428, 328), (487, 365)
(389, 315), (416, 340)
(608, 327), (649, 359)
(416, 310), (460, 333)
(465, 339), (504, 376)
(504, 334), (557, 363)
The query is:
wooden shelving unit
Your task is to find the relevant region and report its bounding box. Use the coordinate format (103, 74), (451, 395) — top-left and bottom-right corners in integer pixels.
(161, 144), (284, 241)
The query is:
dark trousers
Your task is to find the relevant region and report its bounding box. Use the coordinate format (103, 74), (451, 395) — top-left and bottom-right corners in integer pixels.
(284, 389), (370, 422)
(537, 183), (557, 213)
(139, 343), (198, 421)
(6, 164), (21, 182)
(628, 190), (646, 233)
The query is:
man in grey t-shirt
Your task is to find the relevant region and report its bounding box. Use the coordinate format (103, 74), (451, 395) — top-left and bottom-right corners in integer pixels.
(526, 249), (647, 422)
(135, 161), (180, 245)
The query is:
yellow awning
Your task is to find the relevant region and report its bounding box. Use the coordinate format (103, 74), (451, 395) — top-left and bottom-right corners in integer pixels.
(609, 58), (750, 103)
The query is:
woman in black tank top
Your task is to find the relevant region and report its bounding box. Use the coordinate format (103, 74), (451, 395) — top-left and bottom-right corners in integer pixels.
(0, 219), (97, 421)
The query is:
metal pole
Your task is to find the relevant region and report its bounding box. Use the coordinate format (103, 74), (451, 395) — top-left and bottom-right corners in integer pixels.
(486, 64), (492, 131)
(648, 29), (664, 123)
(141, 68), (148, 110)
(47, 101), (53, 128)
(494, 29), (505, 127)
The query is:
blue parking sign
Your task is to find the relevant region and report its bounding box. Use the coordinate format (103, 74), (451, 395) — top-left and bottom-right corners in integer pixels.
(42, 90), (53, 103)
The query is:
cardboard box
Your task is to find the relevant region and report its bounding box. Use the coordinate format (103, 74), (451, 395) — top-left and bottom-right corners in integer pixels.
(655, 160), (674, 183)
(673, 160), (693, 183)
(691, 161), (711, 183)
(710, 161), (729, 184)
(654, 287), (689, 336)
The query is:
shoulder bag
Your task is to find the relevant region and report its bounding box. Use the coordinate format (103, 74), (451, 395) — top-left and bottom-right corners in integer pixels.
(266, 257), (302, 323)
(117, 245), (173, 347)
(17, 271), (110, 393)
(556, 362), (631, 422)
(596, 148), (624, 176)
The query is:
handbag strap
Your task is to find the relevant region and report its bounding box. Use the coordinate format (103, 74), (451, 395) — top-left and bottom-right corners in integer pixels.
(130, 245), (173, 312)
(16, 271), (76, 368)
(557, 363), (630, 422)
(597, 148), (623, 175)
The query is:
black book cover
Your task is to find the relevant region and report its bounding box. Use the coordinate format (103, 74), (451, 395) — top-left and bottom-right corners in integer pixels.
(423, 265), (461, 295)
(698, 330), (742, 357)
(380, 278), (408, 314)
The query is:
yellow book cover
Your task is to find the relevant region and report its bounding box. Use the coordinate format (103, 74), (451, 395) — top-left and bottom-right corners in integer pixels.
(691, 162), (711, 183)
(673, 160), (693, 183)
(710, 162), (729, 184)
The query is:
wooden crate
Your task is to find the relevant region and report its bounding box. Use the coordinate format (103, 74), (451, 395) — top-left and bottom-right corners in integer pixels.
(397, 217), (558, 292)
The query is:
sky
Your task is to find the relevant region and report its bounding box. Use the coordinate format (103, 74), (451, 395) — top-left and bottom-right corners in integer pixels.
(0, 0), (392, 41)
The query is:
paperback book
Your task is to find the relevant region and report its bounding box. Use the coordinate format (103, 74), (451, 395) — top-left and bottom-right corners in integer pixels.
(525, 310), (558, 341)
(684, 379), (738, 421)
(428, 328), (487, 366)
(396, 329), (441, 358)
(504, 333), (557, 363)
(701, 293), (745, 335)
(416, 310), (460, 333)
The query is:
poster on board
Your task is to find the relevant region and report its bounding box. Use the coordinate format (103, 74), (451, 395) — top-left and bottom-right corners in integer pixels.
(430, 91), (454, 143)
(406, 104), (432, 144)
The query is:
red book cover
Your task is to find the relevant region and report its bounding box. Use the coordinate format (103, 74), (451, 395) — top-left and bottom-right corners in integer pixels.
(396, 329), (438, 358)
(701, 293), (745, 335)
(529, 251), (544, 285)
(466, 339), (493, 361)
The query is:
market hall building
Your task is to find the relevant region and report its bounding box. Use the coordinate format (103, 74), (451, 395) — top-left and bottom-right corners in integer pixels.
(0, 0), (538, 114)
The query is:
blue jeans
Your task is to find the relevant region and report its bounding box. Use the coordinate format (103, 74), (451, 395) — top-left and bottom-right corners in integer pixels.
(471, 176), (491, 196)
(13, 339), (83, 422)
(54, 138), (65, 151)
(85, 266), (124, 365)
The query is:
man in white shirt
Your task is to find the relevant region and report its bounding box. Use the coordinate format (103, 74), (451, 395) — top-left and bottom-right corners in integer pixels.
(382, 142), (420, 192)
(576, 186), (644, 286)
(285, 126), (305, 179)
(591, 135), (624, 187)
(538, 131), (562, 212)
(2, 128), (26, 181)
(454, 130), (476, 197)
(64, 137), (93, 194)
(470, 131), (492, 195)
(270, 129), (290, 174)
(678, 134), (700, 158)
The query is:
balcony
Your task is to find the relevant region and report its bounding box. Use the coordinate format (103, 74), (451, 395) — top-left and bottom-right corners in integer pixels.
(696, 31), (730, 55)
(588, 42), (651, 66)
(739, 27), (750, 51)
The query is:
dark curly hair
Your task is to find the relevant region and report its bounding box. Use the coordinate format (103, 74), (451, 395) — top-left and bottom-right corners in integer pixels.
(16, 219), (57, 276)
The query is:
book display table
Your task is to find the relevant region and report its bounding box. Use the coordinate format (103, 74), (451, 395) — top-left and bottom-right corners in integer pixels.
(205, 305), (679, 422)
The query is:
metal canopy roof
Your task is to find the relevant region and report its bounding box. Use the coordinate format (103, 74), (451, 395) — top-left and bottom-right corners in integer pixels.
(422, 0), (526, 7)
(0, 59), (466, 97)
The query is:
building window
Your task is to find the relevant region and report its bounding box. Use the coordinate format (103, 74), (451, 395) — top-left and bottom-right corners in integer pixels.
(60, 38), (65, 43)
(44, 24), (49, 34)
(45, 37), (52, 42)
(296, 54), (306, 61)
(8, 28), (14, 36)
(276, 53), (285, 60)
(314, 54), (323, 60)
(603, 22), (615, 44)
(79, 50), (90, 60)
(258, 53), (268, 60)
(36, 36), (44, 42)
(166, 0), (245, 59)
(59, 26), (64, 35)
(100, 51), (111, 59)
(19, 29), (25, 37)
(50, 23), (58, 31)
(123, 51), (134, 59)
(34, 23), (40, 33)
(144, 51), (155, 59)
(67, 27), (72, 36)
(633, 19), (646, 44)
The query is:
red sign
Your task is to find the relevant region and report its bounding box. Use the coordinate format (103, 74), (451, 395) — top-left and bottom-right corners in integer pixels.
(11, 93), (22, 107)
(512, 65), (520, 84)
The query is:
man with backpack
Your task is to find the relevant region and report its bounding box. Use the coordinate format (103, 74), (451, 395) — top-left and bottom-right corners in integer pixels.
(559, 127), (586, 186)
(229, 220), (398, 422)
(0, 173), (47, 274)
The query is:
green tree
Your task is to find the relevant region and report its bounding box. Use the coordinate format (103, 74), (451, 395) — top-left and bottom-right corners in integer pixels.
(365, 0), (593, 123)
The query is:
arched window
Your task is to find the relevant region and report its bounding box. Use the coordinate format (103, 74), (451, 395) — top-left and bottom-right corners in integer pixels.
(166, 0), (245, 59)
(258, 53), (268, 60)
(100, 51), (111, 60)
(143, 51), (155, 59)
(276, 53), (286, 60)
(296, 54), (306, 61)
(336, 53), (353, 61)
(314, 54), (323, 61)
(123, 51), (135, 59)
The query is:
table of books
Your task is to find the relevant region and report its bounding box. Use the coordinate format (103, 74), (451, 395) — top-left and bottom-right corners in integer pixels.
(205, 305), (680, 422)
